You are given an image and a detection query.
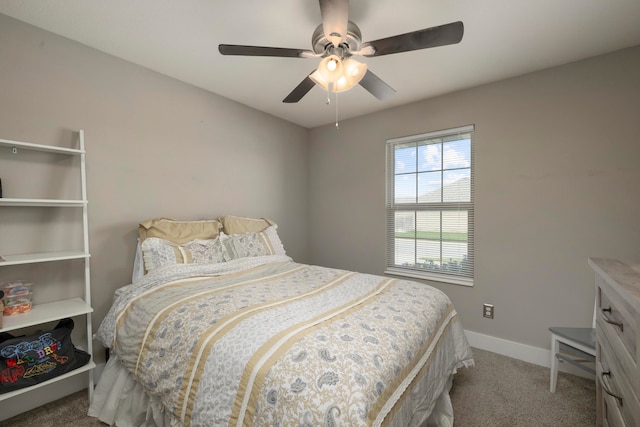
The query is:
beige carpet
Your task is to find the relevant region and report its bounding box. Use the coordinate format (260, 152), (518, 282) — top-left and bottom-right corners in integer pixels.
(0, 348), (595, 426)
(450, 348), (595, 426)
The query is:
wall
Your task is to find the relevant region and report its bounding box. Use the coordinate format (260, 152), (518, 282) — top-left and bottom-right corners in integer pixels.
(308, 45), (640, 350)
(0, 13), (309, 363)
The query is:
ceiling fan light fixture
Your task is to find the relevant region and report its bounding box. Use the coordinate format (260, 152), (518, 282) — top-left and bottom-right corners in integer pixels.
(315, 54), (344, 83)
(311, 57), (367, 93)
(333, 58), (367, 92)
(309, 69), (330, 90)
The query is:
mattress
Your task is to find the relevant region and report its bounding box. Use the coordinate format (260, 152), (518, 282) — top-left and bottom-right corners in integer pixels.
(89, 255), (473, 426)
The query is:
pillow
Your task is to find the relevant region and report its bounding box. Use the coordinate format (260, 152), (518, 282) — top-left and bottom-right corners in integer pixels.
(218, 215), (276, 235)
(138, 218), (223, 246)
(221, 225), (286, 260)
(132, 238), (145, 283)
(141, 237), (227, 272)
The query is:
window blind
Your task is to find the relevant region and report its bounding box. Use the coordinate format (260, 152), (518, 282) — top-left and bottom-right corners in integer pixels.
(385, 125), (474, 286)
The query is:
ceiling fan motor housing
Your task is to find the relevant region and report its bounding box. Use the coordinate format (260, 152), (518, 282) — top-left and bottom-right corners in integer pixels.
(312, 20), (362, 57)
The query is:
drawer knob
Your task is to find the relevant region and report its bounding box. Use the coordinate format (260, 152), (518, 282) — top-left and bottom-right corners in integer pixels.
(601, 307), (624, 332)
(601, 371), (623, 407)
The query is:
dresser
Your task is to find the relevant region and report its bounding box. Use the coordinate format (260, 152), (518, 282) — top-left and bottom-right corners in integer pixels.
(589, 258), (640, 427)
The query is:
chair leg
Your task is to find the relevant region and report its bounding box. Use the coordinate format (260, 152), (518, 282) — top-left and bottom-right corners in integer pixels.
(550, 334), (560, 393)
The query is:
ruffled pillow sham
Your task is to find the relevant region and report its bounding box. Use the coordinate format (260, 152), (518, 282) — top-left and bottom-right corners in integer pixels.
(221, 225), (286, 260)
(141, 236), (227, 272)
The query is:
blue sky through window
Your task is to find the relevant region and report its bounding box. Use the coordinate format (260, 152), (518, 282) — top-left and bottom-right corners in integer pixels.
(394, 137), (471, 202)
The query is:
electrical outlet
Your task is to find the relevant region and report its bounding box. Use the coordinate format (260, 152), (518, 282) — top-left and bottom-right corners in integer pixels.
(483, 303), (494, 319)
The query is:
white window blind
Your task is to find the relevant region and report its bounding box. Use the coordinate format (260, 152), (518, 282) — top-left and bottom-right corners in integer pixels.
(385, 125), (474, 286)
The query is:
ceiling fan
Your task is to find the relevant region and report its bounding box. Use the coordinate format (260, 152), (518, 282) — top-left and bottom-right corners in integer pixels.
(218, 0), (463, 103)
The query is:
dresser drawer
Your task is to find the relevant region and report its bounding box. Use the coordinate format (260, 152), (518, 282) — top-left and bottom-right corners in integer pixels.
(602, 391), (627, 427)
(597, 277), (640, 394)
(598, 331), (640, 427)
(590, 258), (640, 427)
(598, 277), (637, 362)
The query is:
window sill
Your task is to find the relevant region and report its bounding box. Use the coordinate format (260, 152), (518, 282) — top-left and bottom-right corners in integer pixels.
(384, 267), (474, 287)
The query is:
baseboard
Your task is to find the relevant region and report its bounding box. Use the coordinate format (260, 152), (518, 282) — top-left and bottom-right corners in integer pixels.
(465, 330), (550, 367)
(464, 329), (595, 380)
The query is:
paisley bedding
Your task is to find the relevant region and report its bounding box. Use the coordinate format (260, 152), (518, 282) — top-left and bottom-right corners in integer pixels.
(91, 255), (473, 427)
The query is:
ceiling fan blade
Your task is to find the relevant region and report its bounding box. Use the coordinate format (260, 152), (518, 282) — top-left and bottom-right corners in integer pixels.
(360, 21), (464, 57)
(359, 69), (396, 100)
(283, 73), (317, 103)
(219, 44), (314, 58)
(319, 0), (349, 47)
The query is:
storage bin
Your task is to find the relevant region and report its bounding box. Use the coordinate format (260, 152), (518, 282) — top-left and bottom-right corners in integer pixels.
(2, 280), (32, 297)
(2, 292), (32, 316)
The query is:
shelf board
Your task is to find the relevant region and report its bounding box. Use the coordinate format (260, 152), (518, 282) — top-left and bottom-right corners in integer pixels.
(0, 298), (93, 333)
(0, 198), (87, 207)
(0, 360), (95, 401)
(0, 251), (90, 266)
(0, 138), (84, 155)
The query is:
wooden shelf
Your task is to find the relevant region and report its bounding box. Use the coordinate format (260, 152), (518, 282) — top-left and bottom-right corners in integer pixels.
(0, 360), (96, 401)
(0, 298), (93, 333)
(0, 198), (86, 207)
(1, 251), (90, 265)
(0, 138), (84, 155)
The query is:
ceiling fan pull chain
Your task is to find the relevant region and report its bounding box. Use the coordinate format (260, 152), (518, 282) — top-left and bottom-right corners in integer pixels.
(335, 91), (339, 130)
(326, 83), (333, 105)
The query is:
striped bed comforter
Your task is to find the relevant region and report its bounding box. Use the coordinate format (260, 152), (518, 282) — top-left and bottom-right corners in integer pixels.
(95, 255), (473, 427)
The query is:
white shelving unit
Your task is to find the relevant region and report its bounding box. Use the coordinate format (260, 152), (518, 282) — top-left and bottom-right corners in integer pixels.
(0, 132), (94, 404)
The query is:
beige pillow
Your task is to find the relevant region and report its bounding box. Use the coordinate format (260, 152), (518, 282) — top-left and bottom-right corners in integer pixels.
(218, 215), (276, 235)
(138, 217), (223, 245)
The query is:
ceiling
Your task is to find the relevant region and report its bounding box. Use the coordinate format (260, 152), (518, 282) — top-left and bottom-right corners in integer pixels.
(1, 1), (640, 129)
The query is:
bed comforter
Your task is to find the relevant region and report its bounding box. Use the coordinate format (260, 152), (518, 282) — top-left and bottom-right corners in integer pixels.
(93, 255), (473, 427)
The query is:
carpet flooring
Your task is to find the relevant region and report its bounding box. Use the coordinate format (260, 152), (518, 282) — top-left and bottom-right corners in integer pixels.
(0, 347), (596, 426)
(450, 348), (596, 426)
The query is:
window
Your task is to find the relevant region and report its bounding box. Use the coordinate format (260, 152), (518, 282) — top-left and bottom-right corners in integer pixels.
(385, 125), (474, 286)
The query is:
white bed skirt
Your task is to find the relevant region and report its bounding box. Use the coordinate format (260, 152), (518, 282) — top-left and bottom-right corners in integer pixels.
(88, 355), (178, 427)
(89, 348), (472, 427)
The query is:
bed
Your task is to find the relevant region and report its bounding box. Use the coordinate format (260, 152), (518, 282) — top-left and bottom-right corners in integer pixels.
(88, 216), (473, 427)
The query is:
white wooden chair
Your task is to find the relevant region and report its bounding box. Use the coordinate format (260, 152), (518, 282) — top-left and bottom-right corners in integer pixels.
(548, 304), (596, 393)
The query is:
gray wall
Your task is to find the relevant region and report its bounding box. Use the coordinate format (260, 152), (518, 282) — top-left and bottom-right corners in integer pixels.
(308, 46), (640, 350)
(0, 14), (309, 365)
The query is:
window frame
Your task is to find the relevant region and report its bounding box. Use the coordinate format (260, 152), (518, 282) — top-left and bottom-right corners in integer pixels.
(385, 125), (475, 286)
